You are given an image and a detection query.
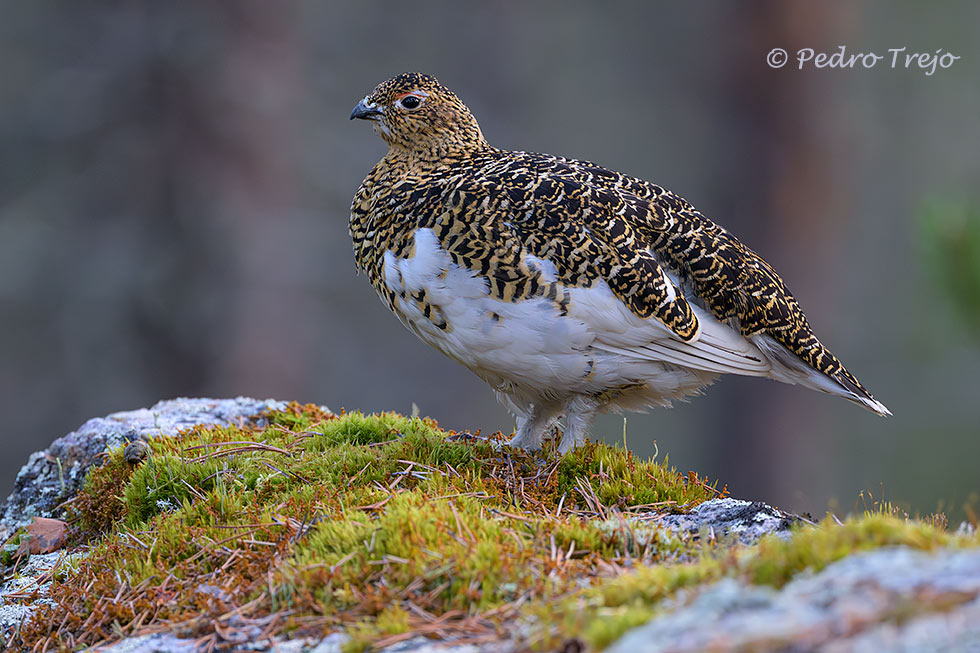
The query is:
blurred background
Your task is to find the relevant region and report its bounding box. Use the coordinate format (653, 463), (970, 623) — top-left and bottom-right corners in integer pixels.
(1, 1), (978, 520)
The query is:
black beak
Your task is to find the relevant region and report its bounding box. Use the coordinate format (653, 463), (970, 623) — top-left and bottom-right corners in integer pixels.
(350, 98), (382, 121)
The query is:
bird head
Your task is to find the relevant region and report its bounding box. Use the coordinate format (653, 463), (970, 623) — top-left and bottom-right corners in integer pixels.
(350, 73), (487, 155)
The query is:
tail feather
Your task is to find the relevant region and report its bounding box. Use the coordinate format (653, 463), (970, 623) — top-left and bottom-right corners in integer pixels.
(750, 333), (891, 417)
(831, 370), (892, 417)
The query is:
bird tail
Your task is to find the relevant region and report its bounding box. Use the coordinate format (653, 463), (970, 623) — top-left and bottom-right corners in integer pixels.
(828, 367), (892, 416)
(751, 334), (891, 416)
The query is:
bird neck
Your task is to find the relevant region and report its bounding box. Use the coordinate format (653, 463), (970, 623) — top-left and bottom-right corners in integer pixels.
(383, 126), (491, 166)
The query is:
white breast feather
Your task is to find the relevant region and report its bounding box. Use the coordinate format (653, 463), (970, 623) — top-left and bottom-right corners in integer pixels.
(383, 229), (593, 392)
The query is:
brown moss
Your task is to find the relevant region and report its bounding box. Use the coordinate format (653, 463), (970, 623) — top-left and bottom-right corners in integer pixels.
(70, 447), (138, 539)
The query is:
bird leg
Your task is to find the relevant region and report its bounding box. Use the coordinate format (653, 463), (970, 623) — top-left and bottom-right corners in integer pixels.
(557, 396), (600, 454)
(508, 404), (560, 451)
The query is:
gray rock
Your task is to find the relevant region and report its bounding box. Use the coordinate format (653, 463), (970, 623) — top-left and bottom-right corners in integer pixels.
(304, 633), (352, 653)
(825, 595), (980, 653)
(607, 546), (980, 653)
(0, 397), (286, 540)
(1, 398), (293, 648)
(90, 632), (351, 653)
(92, 631), (503, 653)
(92, 633), (200, 653)
(655, 497), (797, 545)
(377, 636), (491, 653)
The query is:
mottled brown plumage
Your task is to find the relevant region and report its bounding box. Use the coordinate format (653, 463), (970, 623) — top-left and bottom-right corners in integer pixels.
(350, 73), (889, 453)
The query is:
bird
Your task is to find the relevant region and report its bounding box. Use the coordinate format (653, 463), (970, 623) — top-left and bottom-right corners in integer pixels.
(348, 72), (890, 455)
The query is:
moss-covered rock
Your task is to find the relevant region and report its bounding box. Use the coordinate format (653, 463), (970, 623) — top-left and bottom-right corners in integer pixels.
(1, 399), (977, 652)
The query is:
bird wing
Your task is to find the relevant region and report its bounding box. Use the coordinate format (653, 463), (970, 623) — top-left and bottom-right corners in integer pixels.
(541, 154), (886, 412)
(422, 150), (884, 412)
(407, 179), (774, 385)
(428, 160), (703, 344)
(420, 159), (784, 381)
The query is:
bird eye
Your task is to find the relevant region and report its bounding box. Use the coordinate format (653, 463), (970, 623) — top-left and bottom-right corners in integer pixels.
(399, 95), (422, 110)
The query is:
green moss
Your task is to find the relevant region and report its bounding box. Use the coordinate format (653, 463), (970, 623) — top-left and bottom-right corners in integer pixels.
(527, 556), (723, 650)
(536, 512), (979, 650)
(1, 530), (25, 566)
(743, 513), (961, 587)
(308, 411), (431, 448)
(555, 441), (722, 510)
(14, 403), (979, 652)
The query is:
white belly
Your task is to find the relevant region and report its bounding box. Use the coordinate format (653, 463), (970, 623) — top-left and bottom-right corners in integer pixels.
(382, 229), (595, 393)
(381, 228), (773, 410)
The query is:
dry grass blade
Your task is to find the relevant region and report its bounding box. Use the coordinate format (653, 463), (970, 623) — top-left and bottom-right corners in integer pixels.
(353, 492), (394, 511)
(182, 442), (292, 464)
(182, 440), (291, 454)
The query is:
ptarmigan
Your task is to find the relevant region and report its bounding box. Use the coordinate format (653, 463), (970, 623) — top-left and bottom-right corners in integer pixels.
(349, 73), (889, 454)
